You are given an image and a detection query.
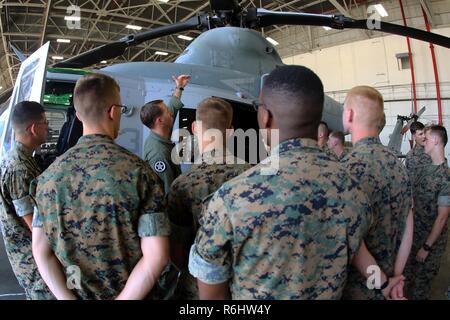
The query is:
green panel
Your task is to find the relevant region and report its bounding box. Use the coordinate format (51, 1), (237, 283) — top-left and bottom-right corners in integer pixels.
(43, 93), (72, 106)
(47, 68), (92, 75)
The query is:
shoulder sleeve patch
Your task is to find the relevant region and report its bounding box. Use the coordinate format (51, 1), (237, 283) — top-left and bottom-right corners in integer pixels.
(154, 160), (167, 173)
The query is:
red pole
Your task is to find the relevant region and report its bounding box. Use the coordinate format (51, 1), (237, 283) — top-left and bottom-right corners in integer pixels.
(421, 6), (443, 125)
(399, 0), (418, 114)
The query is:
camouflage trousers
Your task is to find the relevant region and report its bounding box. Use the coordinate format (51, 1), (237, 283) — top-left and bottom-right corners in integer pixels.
(172, 271), (199, 300)
(25, 287), (55, 300)
(404, 246), (445, 300)
(342, 268), (385, 300)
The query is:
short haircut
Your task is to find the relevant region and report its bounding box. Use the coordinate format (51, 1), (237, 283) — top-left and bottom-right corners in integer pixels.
(11, 101), (45, 133)
(140, 100), (164, 129)
(426, 125), (448, 146)
(196, 98), (233, 134)
(329, 131), (345, 144)
(73, 73), (120, 122)
(410, 121), (425, 135)
(318, 121), (329, 136)
(262, 65), (324, 131)
(346, 86), (385, 131)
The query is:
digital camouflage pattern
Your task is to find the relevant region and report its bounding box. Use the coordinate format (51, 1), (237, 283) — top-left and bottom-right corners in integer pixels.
(167, 150), (251, 299)
(144, 96), (184, 194)
(321, 145), (337, 161)
(341, 137), (413, 300)
(404, 162), (450, 300)
(405, 145), (432, 183)
(189, 138), (372, 300)
(0, 142), (53, 299)
(32, 134), (169, 300)
(337, 147), (351, 161)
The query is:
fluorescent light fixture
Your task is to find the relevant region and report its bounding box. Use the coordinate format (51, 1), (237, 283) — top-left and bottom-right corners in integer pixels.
(178, 35), (193, 41)
(0, 86), (3, 90)
(266, 37), (279, 46)
(52, 56), (64, 60)
(155, 51), (169, 56)
(126, 24), (142, 31)
(374, 4), (388, 17)
(323, 26), (332, 31)
(101, 60), (107, 64)
(64, 16), (80, 21)
(57, 38), (71, 43)
(158, 0), (170, 3)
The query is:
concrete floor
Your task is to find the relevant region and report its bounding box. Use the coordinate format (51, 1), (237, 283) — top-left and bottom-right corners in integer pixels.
(0, 230), (448, 300)
(0, 233), (25, 300)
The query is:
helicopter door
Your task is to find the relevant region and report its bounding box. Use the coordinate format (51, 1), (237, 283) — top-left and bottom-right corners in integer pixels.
(0, 42), (50, 158)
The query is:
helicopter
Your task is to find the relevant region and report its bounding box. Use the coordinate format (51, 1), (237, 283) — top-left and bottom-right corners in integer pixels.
(0, 0), (449, 168)
(387, 106), (427, 156)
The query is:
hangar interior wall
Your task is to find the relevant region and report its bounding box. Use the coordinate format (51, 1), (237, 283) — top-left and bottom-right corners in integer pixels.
(283, 27), (450, 159)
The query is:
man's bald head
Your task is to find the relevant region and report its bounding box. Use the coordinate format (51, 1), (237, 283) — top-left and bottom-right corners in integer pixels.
(259, 65), (324, 139)
(343, 86), (385, 134)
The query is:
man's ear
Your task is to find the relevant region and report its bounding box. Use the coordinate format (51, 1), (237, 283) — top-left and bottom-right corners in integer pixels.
(192, 121), (197, 135)
(107, 106), (115, 120)
(29, 123), (38, 137)
(258, 108), (271, 130)
(432, 135), (440, 146)
(345, 108), (354, 126)
(75, 111), (82, 122)
(226, 127), (234, 138)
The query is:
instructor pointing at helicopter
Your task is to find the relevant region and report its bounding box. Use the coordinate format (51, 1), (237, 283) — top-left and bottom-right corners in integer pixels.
(140, 74), (191, 194)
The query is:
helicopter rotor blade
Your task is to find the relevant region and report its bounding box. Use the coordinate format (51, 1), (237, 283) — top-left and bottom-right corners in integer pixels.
(249, 9), (450, 49)
(416, 106), (427, 118)
(401, 106), (427, 134)
(54, 16), (204, 68)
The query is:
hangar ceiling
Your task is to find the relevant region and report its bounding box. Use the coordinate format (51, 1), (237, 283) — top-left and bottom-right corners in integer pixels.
(0, 0), (449, 91)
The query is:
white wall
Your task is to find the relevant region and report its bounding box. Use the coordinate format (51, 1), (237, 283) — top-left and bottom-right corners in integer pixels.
(283, 27), (450, 90)
(283, 27), (450, 159)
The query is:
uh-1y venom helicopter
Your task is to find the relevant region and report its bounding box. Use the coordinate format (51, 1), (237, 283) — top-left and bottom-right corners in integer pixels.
(0, 0), (449, 168)
(388, 106), (427, 156)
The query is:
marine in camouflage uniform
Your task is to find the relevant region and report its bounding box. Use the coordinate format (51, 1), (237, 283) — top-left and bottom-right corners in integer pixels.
(168, 150), (251, 299)
(0, 142), (53, 300)
(338, 147), (351, 160)
(341, 137), (413, 300)
(404, 161), (449, 300)
(405, 145), (432, 183)
(32, 134), (169, 299)
(189, 138), (372, 299)
(321, 144), (337, 161)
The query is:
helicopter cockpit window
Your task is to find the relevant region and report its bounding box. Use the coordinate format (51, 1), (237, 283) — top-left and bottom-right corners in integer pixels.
(33, 80), (79, 170)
